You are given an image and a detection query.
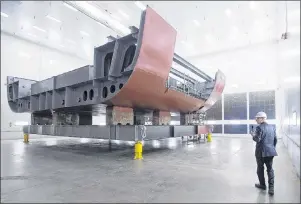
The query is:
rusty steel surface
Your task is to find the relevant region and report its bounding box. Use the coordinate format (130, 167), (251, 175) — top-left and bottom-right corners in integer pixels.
(107, 106), (134, 125)
(110, 7), (214, 113)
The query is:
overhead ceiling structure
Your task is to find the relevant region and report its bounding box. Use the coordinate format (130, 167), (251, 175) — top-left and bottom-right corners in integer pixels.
(1, 1), (300, 93)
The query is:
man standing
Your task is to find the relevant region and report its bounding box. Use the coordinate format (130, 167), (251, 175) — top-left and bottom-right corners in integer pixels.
(251, 112), (278, 195)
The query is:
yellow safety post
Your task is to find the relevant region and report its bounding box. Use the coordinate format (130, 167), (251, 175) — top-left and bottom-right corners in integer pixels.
(24, 133), (29, 143)
(207, 133), (212, 142)
(134, 141), (143, 160)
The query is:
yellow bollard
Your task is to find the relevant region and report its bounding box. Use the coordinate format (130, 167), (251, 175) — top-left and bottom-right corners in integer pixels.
(207, 133), (212, 142)
(24, 133), (29, 143)
(134, 141), (143, 160)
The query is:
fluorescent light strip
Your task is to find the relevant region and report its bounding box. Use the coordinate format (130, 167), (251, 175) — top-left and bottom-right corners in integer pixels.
(181, 40), (187, 45)
(63, 2), (78, 12)
(18, 52), (31, 58)
(74, 1), (110, 21)
(46, 15), (62, 23)
(134, 1), (146, 10)
(118, 9), (129, 19)
(97, 22), (106, 28)
(1, 12), (8, 18)
(68, 1), (131, 35)
(27, 33), (37, 38)
(33, 26), (46, 33)
(80, 30), (90, 36)
(111, 14), (122, 21)
(181, 40), (193, 49)
(110, 20), (131, 34)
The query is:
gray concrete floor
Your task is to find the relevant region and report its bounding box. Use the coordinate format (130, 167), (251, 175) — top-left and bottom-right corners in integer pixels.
(1, 134), (300, 203)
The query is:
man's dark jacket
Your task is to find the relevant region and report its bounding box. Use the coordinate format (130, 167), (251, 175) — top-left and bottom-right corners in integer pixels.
(252, 122), (278, 158)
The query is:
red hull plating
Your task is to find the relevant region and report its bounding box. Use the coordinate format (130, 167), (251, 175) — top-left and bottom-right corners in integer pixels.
(111, 7), (225, 113)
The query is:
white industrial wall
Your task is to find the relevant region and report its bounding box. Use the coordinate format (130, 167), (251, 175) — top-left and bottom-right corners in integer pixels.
(278, 84), (300, 177)
(275, 35), (300, 177)
(1, 32), (91, 133)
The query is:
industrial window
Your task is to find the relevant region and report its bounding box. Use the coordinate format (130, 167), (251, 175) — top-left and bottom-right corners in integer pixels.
(249, 90), (275, 119)
(224, 93), (247, 120)
(212, 124), (222, 133)
(224, 124), (248, 134)
(206, 99), (222, 120)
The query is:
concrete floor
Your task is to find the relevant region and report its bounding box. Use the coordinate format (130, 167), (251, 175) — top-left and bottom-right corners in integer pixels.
(1, 134), (300, 203)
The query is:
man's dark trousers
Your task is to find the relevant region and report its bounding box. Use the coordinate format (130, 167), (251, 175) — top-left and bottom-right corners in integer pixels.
(256, 156), (274, 189)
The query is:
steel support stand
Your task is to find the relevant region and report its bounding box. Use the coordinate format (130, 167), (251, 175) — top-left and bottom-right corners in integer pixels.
(134, 141), (143, 160)
(108, 139), (112, 151)
(24, 133), (29, 143)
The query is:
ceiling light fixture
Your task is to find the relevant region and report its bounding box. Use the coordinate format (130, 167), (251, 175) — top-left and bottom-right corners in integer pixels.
(33, 25), (46, 33)
(111, 14), (122, 21)
(231, 84), (238, 88)
(18, 52), (31, 59)
(181, 40), (187, 44)
(110, 20), (131, 35)
(249, 1), (256, 10)
(66, 1), (131, 35)
(1, 12), (8, 18)
(27, 33), (37, 38)
(59, 45), (65, 48)
(181, 40), (193, 49)
(80, 30), (90, 36)
(193, 20), (200, 27)
(49, 60), (56, 65)
(97, 22), (106, 28)
(225, 8), (232, 17)
(46, 15), (62, 23)
(63, 2), (78, 12)
(134, 1), (146, 10)
(73, 1), (110, 21)
(118, 9), (130, 19)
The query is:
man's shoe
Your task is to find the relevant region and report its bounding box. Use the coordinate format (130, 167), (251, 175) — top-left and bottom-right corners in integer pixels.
(255, 183), (266, 190)
(268, 188), (274, 195)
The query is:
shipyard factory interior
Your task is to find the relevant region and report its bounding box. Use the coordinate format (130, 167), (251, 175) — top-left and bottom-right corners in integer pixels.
(1, 1), (300, 203)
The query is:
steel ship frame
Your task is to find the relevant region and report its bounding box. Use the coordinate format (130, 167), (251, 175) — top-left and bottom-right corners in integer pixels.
(7, 7), (226, 144)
